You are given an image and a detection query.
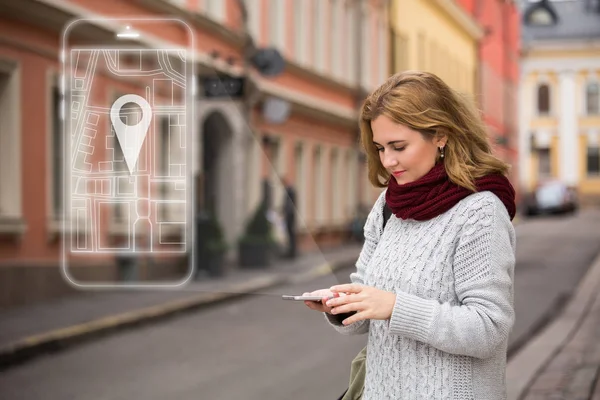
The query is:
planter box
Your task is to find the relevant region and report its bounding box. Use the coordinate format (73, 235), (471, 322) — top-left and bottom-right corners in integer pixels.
(206, 252), (225, 278)
(195, 251), (226, 279)
(238, 241), (272, 268)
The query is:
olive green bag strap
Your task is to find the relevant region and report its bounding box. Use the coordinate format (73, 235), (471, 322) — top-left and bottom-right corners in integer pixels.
(338, 202), (392, 400)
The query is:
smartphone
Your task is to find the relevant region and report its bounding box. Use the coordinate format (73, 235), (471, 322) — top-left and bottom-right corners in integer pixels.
(282, 295), (333, 302)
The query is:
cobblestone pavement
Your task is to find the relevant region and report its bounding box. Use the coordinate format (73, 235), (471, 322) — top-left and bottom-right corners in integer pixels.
(522, 289), (600, 400)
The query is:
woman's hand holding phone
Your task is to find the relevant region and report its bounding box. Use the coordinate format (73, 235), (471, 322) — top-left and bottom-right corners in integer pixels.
(302, 289), (340, 314)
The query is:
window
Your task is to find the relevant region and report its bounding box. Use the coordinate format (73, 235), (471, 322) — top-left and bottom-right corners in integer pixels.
(294, 0), (307, 64)
(345, 150), (357, 221)
(314, 146), (324, 224)
(51, 85), (63, 218)
(113, 134), (127, 223)
(294, 142), (306, 221)
(587, 146), (600, 176)
(330, 0), (343, 78)
(247, 0), (261, 42)
(270, 0), (285, 49)
(346, 1), (357, 83)
(360, 9), (371, 87)
(398, 33), (409, 72)
(585, 0), (600, 12)
(378, 18), (387, 84)
(417, 32), (425, 71)
(0, 71), (7, 216)
(537, 148), (551, 177)
(432, 42), (439, 75)
(331, 148), (344, 223)
(313, 0), (326, 72)
(111, 95), (136, 223)
(0, 61), (22, 223)
(586, 82), (599, 115)
(328, 0), (335, 73)
(159, 117), (170, 220)
(330, 149), (338, 223)
(205, 0), (225, 22)
(426, 39), (433, 72)
(537, 84), (550, 115)
(389, 28), (396, 74)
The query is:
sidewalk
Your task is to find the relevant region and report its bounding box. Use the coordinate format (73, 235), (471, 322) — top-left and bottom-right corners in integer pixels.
(507, 249), (600, 400)
(0, 243), (362, 370)
(520, 289), (600, 400)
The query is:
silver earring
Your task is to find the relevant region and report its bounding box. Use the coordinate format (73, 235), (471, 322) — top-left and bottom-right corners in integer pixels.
(439, 146), (445, 159)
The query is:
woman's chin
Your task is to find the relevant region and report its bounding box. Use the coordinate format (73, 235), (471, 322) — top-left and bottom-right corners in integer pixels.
(395, 176), (411, 185)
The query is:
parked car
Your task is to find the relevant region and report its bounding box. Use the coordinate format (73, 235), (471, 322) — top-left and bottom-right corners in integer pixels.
(522, 180), (578, 216)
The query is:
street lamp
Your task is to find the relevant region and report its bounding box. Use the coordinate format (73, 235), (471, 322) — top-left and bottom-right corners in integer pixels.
(523, 0), (559, 26)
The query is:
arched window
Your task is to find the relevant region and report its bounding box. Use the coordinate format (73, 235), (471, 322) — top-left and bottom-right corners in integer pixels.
(537, 84), (550, 115)
(586, 82), (599, 115)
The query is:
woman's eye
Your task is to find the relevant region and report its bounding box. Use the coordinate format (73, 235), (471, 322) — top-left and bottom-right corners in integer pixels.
(376, 148), (384, 152)
(394, 147), (406, 152)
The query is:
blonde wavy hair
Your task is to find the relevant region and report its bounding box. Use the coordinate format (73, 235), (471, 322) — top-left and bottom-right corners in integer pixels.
(359, 71), (510, 192)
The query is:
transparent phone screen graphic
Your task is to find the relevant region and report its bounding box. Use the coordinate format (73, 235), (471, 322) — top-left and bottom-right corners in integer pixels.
(61, 19), (194, 288)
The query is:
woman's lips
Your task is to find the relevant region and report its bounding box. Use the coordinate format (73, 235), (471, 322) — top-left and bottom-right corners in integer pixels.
(392, 170), (405, 177)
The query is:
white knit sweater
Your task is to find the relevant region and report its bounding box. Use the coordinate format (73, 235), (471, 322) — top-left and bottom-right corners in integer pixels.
(327, 190), (516, 400)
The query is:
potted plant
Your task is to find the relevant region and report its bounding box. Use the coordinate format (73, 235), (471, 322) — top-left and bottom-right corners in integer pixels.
(238, 200), (275, 268)
(196, 212), (228, 278)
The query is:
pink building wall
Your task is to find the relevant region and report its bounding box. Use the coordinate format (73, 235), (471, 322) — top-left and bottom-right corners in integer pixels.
(456, 0), (521, 200)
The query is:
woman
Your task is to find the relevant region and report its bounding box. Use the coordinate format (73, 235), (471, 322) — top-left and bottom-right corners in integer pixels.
(304, 71), (516, 399)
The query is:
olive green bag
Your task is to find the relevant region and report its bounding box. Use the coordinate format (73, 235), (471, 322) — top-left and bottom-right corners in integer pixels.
(337, 202), (392, 400)
(339, 346), (367, 400)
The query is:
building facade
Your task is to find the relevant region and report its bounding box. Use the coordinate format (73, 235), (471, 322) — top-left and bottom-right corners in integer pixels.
(0, 0), (389, 307)
(389, 0), (521, 200)
(389, 0), (482, 96)
(458, 0), (521, 199)
(519, 0), (600, 205)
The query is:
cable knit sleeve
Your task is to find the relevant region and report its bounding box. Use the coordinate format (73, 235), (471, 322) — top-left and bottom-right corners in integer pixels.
(387, 196), (516, 359)
(324, 191), (387, 335)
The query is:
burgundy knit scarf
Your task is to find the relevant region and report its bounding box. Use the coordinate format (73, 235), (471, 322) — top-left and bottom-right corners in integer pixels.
(385, 163), (516, 221)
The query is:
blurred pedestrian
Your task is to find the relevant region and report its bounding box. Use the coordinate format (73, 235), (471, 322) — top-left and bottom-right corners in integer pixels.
(303, 71), (517, 399)
(267, 207), (288, 255)
(281, 176), (297, 259)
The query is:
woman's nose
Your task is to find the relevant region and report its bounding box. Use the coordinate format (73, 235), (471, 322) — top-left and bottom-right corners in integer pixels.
(382, 152), (398, 168)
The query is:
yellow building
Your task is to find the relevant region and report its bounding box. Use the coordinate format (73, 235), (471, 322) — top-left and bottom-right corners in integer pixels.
(358, 0), (482, 205)
(389, 0), (482, 96)
(519, 0), (600, 205)
(356, 0), (482, 207)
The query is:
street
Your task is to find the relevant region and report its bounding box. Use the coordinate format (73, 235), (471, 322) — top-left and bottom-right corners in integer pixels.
(510, 208), (600, 354)
(1, 209), (600, 400)
(0, 275), (366, 400)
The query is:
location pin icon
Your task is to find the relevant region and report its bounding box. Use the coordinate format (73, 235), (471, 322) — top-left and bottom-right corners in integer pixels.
(110, 94), (152, 174)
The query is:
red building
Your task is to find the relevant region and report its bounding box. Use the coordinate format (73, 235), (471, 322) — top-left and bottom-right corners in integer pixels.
(0, 0), (389, 308)
(457, 0), (521, 200)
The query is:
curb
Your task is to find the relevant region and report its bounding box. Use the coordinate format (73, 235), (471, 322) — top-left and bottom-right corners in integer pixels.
(0, 258), (354, 371)
(506, 249), (600, 400)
